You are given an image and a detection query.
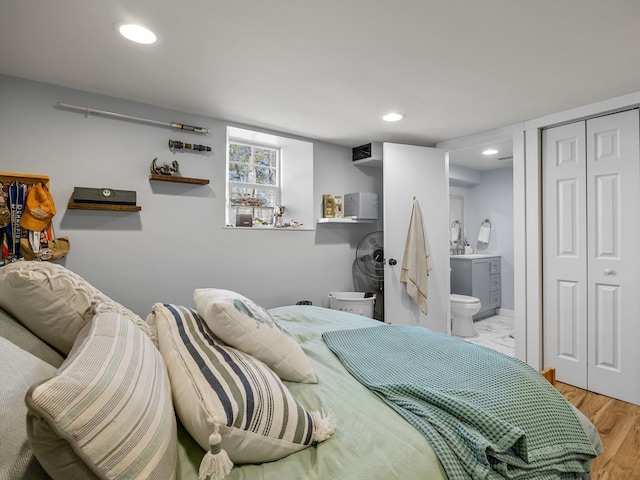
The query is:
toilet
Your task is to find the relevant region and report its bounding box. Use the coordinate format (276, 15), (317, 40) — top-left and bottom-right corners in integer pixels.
(450, 294), (482, 337)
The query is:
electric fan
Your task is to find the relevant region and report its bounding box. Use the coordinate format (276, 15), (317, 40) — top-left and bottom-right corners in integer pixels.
(353, 231), (384, 320)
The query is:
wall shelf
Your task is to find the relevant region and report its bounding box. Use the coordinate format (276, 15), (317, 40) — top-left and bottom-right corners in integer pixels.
(149, 174), (209, 185)
(67, 197), (141, 212)
(352, 158), (382, 168)
(0, 172), (50, 188)
(317, 217), (375, 224)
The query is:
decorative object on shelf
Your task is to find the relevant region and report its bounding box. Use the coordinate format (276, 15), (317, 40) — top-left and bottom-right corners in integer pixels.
(72, 187), (137, 206)
(281, 220), (303, 228)
(150, 158), (180, 176)
(322, 194), (337, 218)
(273, 205), (285, 227)
(57, 102), (211, 134)
(344, 192), (379, 219)
(168, 140), (212, 152)
(236, 213), (252, 227)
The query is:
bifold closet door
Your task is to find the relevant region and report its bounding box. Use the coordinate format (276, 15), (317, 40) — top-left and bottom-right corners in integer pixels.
(543, 121), (588, 389)
(585, 110), (640, 405)
(543, 109), (640, 405)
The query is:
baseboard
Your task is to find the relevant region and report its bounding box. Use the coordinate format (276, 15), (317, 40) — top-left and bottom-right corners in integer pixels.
(497, 308), (515, 317)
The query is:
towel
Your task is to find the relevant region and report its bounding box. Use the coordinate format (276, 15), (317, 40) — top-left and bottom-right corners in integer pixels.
(400, 198), (432, 315)
(478, 223), (491, 245)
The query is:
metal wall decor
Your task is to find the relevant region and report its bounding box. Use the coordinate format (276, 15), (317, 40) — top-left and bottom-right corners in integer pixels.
(168, 140), (212, 152)
(150, 158), (180, 176)
(57, 102), (211, 135)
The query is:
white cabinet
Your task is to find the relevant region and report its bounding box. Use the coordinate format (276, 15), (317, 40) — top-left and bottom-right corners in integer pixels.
(450, 256), (501, 319)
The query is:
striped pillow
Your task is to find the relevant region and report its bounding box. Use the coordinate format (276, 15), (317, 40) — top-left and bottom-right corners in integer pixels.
(25, 312), (177, 480)
(150, 303), (335, 469)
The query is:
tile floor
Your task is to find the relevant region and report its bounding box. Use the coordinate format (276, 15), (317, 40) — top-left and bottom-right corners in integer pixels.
(461, 314), (515, 357)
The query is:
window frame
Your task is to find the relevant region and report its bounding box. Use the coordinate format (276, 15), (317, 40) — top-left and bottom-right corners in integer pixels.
(227, 139), (281, 226)
(225, 126), (314, 231)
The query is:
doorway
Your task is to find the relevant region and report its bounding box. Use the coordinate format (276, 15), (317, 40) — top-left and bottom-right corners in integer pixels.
(438, 129), (520, 358)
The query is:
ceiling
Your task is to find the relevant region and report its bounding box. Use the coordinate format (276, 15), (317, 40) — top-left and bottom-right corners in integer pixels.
(1, 0), (639, 170)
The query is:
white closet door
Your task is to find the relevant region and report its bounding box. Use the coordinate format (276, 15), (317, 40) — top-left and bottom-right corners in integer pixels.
(543, 121), (588, 388)
(586, 109), (640, 405)
(543, 109), (640, 405)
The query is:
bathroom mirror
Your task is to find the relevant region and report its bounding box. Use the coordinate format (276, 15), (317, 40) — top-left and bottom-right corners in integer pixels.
(449, 195), (464, 234)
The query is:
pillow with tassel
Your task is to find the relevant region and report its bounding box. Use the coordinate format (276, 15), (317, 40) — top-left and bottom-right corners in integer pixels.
(149, 303), (336, 479)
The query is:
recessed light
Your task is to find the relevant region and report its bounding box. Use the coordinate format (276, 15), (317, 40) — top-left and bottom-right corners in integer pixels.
(382, 112), (405, 122)
(118, 23), (157, 45)
(482, 149), (498, 155)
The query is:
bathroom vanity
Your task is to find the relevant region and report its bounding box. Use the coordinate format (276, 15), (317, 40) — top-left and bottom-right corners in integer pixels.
(450, 255), (501, 319)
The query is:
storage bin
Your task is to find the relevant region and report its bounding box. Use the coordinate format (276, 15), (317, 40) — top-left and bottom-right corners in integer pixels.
(328, 292), (376, 318)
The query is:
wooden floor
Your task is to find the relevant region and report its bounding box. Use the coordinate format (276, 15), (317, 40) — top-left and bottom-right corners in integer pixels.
(556, 382), (640, 479)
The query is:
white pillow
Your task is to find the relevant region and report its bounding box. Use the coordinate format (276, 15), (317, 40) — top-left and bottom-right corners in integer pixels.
(150, 303), (335, 473)
(25, 312), (177, 480)
(194, 288), (317, 383)
(0, 261), (156, 353)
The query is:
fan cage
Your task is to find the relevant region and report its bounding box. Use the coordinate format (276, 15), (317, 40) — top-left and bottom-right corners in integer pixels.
(356, 232), (384, 281)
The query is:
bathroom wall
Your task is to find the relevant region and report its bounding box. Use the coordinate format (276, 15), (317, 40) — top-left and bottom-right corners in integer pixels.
(0, 75), (383, 316)
(450, 166), (514, 311)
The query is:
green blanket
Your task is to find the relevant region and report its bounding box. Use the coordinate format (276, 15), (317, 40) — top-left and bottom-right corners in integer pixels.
(322, 325), (597, 480)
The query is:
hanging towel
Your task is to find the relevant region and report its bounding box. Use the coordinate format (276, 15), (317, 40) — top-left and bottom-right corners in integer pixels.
(478, 222), (491, 245)
(400, 197), (432, 315)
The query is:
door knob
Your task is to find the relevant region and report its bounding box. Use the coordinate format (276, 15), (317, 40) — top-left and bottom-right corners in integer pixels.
(388, 258), (397, 266)
(604, 268), (616, 276)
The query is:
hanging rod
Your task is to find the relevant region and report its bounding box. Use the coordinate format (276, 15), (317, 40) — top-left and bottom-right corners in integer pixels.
(57, 102), (211, 135)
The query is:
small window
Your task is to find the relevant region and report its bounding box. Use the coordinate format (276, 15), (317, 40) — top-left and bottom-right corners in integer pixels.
(226, 126), (314, 230)
(228, 141), (280, 226)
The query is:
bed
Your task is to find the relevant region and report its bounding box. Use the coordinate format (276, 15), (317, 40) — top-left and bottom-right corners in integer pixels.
(0, 262), (601, 480)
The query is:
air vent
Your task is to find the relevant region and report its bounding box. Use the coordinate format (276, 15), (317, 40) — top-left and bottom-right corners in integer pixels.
(352, 142), (383, 164)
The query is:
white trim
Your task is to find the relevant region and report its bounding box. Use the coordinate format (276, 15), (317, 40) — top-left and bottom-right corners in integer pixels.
(438, 123), (525, 355)
(524, 91), (640, 131)
(437, 125), (514, 151)
(497, 308), (515, 317)
(511, 125), (527, 363)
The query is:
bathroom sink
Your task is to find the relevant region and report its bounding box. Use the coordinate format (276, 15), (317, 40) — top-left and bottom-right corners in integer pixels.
(450, 253), (498, 259)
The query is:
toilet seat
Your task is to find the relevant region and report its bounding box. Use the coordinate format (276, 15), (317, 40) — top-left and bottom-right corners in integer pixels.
(450, 294), (480, 304)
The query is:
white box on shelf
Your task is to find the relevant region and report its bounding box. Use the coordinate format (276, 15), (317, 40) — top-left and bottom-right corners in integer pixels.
(343, 192), (379, 219)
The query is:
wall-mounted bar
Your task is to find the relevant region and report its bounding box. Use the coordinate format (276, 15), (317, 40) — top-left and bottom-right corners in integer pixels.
(57, 102), (211, 135)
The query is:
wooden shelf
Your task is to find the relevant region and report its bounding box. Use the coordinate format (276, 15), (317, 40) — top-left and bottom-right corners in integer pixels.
(317, 217), (375, 224)
(149, 174), (209, 185)
(0, 172), (50, 188)
(67, 197), (141, 212)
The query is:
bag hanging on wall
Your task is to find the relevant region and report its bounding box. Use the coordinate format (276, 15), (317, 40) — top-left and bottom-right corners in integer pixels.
(20, 235), (70, 262)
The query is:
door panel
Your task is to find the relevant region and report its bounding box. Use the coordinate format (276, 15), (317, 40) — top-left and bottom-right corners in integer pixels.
(543, 121), (588, 388)
(383, 143), (449, 332)
(586, 110), (640, 405)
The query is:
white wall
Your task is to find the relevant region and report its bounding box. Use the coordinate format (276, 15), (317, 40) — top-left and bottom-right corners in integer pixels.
(449, 167), (514, 310)
(0, 75), (382, 316)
